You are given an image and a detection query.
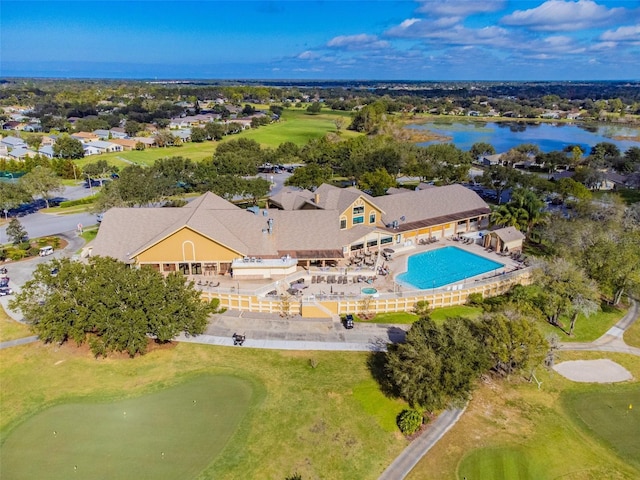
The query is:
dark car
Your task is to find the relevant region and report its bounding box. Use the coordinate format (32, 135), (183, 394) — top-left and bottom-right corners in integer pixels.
(0, 267), (7, 275)
(344, 314), (354, 329)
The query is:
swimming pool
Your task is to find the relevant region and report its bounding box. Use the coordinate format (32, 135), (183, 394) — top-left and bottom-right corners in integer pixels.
(396, 246), (504, 289)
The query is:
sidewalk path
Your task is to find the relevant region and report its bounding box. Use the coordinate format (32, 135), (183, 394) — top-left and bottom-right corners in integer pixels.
(0, 335), (38, 350)
(559, 299), (640, 357)
(378, 407), (466, 480)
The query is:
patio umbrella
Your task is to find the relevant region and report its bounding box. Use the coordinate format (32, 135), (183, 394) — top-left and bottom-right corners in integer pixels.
(291, 283), (306, 291)
(383, 248), (395, 254)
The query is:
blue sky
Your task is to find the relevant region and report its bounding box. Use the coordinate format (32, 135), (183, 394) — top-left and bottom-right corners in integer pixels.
(2, 0), (639, 80)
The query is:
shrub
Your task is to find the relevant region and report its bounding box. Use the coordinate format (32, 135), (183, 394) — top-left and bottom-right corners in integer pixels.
(397, 408), (423, 436)
(8, 249), (27, 261)
(467, 292), (484, 306)
(413, 300), (430, 316)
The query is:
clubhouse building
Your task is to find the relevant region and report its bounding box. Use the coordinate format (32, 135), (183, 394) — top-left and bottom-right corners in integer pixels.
(91, 183), (492, 280)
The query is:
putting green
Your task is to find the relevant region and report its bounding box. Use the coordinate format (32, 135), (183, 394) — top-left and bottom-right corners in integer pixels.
(563, 388), (640, 468)
(457, 447), (532, 480)
(0, 375), (253, 479)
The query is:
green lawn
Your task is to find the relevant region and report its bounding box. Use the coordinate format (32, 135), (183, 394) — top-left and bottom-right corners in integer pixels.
(0, 375), (254, 480)
(0, 342), (408, 479)
(563, 388), (640, 470)
(458, 447), (532, 480)
(358, 306), (483, 325)
(429, 305), (483, 322)
(408, 351), (640, 480)
(240, 109), (359, 147)
(535, 302), (624, 342)
(0, 306), (31, 343)
(623, 317), (640, 348)
(73, 108), (360, 170)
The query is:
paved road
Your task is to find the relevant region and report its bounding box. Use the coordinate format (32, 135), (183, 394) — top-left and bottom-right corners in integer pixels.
(1, 184), (99, 242)
(0, 230), (87, 321)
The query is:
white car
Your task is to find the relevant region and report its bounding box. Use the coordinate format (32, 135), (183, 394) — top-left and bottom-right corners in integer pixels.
(0, 286), (13, 296)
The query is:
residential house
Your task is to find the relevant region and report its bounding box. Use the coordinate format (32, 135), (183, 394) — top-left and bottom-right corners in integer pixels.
(109, 138), (138, 151)
(133, 136), (157, 148)
(71, 132), (100, 144)
(84, 140), (123, 154)
(38, 145), (55, 158)
(8, 146), (36, 160)
(172, 128), (191, 142)
(482, 154), (503, 166)
(93, 129), (128, 140)
(0, 136), (27, 149)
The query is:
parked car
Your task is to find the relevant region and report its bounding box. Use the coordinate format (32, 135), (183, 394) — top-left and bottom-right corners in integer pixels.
(344, 314), (354, 329)
(0, 277), (9, 288)
(0, 286), (13, 296)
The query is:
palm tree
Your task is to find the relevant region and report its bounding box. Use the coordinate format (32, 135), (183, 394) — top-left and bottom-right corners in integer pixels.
(508, 188), (548, 236)
(490, 204), (529, 232)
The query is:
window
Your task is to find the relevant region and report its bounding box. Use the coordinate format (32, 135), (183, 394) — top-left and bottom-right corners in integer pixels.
(353, 216), (364, 225)
(163, 263), (176, 272)
(367, 239), (378, 247)
(353, 205), (364, 215)
(369, 212), (376, 224)
(380, 236), (393, 245)
(340, 218), (347, 229)
(179, 263), (190, 275)
(191, 263), (202, 275)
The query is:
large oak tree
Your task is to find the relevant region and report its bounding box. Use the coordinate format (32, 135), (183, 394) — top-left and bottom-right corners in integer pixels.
(10, 257), (213, 357)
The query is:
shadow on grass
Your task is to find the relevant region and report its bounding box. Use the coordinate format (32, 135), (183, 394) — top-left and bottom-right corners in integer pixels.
(366, 350), (400, 399)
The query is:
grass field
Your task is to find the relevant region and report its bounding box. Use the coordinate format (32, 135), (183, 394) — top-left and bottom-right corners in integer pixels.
(73, 108), (360, 170)
(239, 109), (359, 147)
(564, 388), (640, 469)
(535, 303), (624, 342)
(0, 340), (408, 479)
(458, 447), (533, 479)
(0, 375), (254, 479)
(623, 316), (640, 348)
(407, 350), (640, 480)
(0, 306), (31, 343)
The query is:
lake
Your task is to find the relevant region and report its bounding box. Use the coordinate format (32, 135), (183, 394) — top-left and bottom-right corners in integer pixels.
(409, 121), (640, 154)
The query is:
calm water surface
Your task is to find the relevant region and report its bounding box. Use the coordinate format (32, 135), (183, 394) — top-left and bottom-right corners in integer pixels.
(410, 121), (639, 153)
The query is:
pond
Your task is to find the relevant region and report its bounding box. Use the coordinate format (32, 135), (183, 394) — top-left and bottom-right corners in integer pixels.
(409, 121), (640, 154)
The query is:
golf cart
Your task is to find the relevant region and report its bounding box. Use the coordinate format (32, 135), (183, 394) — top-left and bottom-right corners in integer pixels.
(344, 314), (354, 329)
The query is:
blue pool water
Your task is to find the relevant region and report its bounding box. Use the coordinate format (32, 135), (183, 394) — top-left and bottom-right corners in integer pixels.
(397, 247), (504, 289)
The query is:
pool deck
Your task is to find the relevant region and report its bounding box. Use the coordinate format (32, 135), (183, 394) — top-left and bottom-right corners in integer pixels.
(193, 238), (525, 299)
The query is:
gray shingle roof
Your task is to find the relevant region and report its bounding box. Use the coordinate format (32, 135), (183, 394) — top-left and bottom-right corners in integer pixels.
(92, 186), (490, 263)
(490, 226), (525, 243)
(374, 184), (490, 231)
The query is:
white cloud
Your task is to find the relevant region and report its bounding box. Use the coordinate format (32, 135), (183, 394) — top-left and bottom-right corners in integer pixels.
(600, 25), (640, 42)
(415, 0), (505, 17)
(326, 34), (389, 50)
(297, 50), (318, 60)
(501, 0), (627, 32)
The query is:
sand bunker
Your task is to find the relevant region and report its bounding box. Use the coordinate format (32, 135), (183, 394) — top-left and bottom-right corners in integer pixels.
(553, 359), (632, 383)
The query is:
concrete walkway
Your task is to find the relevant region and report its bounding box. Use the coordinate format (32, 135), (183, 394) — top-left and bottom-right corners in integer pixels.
(559, 299), (640, 357)
(378, 407), (467, 480)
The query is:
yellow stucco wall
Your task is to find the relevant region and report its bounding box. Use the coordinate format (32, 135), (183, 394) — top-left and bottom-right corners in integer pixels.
(136, 227), (242, 263)
(341, 197), (383, 229)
